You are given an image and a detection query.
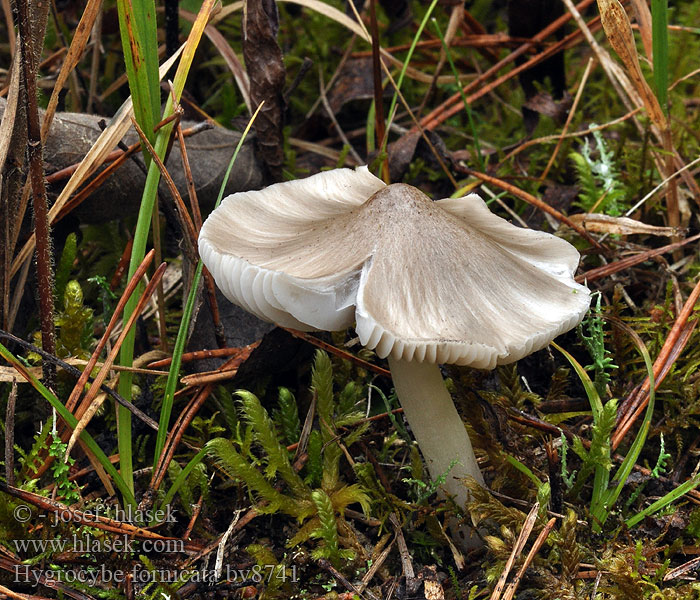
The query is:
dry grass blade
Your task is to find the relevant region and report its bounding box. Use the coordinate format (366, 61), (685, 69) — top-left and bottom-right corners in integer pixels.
(0, 50), (21, 326)
(567, 213), (681, 237)
(40, 0), (102, 140)
(502, 517), (557, 600)
(567, 0), (681, 236)
(0, 52), (20, 181)
(66, 262), (168, 458)
(180, 368), (238, 386)
(595, 0), (679, 233)
(10, 50), (183, 279)
(181, 9), (251, 112)
(4, 379), (15, 487)
(490, 502), (539, 600)
(629, 0), (653, 59)
(663, 554), (700, 582)
(596, 0), (666, 131)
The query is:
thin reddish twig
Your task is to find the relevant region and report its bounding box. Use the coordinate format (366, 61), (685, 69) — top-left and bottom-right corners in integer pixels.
(418, 0), (597, 131)
(576, 234), (700, 283)
(611, 277), (700, 450)
(147, 343), (258, 368)
(283, 328), (391, 378)
(66, 249), (157, 412)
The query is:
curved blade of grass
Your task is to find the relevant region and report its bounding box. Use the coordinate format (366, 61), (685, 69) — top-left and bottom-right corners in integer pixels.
(551, 341), (603, 418)
(552, 341), (610, 529)
(601, 319), (655, 524)
(0, 342), (135, 506)
(381, 0), (441, 153)
(152, 102), (265, 475)
(626, 473), (700, 528)
(506, 455), (545, 488)
(117, 0), (217, 503)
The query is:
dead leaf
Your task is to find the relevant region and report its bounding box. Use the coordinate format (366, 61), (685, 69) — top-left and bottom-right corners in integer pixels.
(522, 90), (572, 123)
(568, 213), (681, 236)
(243, 0), (286, 181)
(596, 0), (666, 132)
(386, 130), (450, 182)
(629, 0), (653, 60)
(328, 57), (382, 113)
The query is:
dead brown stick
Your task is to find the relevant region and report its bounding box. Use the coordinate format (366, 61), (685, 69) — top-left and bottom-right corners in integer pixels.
(17, 0), (56, 387)
(576, 234), (700, 283)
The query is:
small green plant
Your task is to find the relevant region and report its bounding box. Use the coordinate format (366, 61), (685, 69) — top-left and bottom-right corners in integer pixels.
(402, 458), (460, 504)
(207, 350), (370, 566)
(28, 280), (94, 364)
(554, 338), (700, 532)
(569, 128), (627, 216)
(273, 387), (301, 446)
(48, 429), (81, 504)
(579, 292), (618, 397)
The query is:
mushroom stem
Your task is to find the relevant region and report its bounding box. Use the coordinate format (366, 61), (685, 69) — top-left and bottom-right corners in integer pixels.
(388, 357), (484, 544)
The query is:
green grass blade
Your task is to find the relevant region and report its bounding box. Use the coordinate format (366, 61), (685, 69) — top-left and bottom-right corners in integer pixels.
(431, 18), (484, 172)
(158, 447), (208, 517)
(505, 455), (544, 488)
(117, 0), (217, 503)
(551, 342), (603, 418)
(116, 0), (160, 147)
(626, 473), (700, 528)
(651, 0), (669, 111)
(382, 0), (441, 153)
(599, 320), (656, 526)
(152, 102), (264, 472)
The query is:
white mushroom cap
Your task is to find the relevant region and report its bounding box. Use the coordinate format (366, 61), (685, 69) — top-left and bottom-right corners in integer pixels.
(199, 166), (590, 369)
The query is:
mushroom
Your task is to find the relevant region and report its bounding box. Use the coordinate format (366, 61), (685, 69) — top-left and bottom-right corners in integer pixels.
(199, 166), (590, 545)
